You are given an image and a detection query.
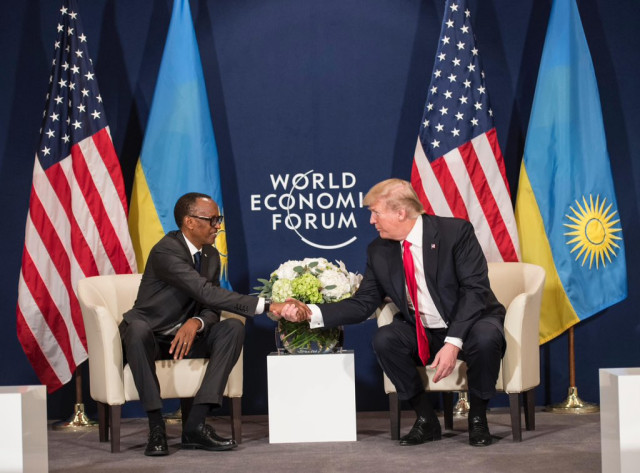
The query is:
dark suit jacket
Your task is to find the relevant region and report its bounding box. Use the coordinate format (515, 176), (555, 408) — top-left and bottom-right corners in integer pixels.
(123, 231), (258, 334)
(320, 215), (505, 343)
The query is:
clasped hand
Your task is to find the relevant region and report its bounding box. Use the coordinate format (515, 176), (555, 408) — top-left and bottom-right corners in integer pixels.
(269, 299), (311, 322)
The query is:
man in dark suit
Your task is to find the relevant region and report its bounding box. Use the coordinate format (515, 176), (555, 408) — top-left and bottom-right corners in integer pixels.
(283, 178), (505, 447)
(120, 192), (305, 456)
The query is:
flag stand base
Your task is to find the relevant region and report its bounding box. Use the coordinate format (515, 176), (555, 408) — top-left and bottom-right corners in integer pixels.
(546, 387), (599, 414)
(164, 407), (183, 425)
(453, 391), (470, 417)
(52, 403), (98, 430)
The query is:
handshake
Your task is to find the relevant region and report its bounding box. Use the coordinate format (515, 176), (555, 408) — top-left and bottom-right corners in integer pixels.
(269, 299), (312, 323)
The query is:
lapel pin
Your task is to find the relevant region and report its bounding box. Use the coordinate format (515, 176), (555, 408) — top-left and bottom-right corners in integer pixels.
(431, 244), (436, 249)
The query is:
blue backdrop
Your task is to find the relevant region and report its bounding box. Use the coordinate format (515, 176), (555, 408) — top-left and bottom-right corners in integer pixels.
(1, 0), (639, 419)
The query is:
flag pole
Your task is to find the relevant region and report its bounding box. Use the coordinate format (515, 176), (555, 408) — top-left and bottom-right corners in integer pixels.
(547, 327), (598, 414)
(53, 364), (97, 430)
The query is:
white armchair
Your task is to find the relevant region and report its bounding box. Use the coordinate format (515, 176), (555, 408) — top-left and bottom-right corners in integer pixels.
(77, 273), (244, 453)
(376, 262), (545, 441)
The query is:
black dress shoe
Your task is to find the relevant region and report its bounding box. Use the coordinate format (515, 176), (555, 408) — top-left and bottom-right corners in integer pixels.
(468, 415), (493, 447)
(144, 425), (169, 456)
(399, 416), (442, 446)
(182, 423), (237, 451)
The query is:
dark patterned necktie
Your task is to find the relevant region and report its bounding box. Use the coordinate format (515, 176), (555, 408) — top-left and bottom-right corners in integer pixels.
(402, 240), (430, 365)
(194, 251), (202, 273)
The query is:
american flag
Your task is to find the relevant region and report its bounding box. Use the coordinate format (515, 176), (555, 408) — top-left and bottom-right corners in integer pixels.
(16, 0), (137, 392)
(411, 0), (519, 262)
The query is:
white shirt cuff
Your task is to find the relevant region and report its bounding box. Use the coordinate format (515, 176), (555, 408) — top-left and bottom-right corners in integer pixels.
(308, 304), (324, 328)
(193, 317), (205, 332)
(255, 297), (266, 315)
(444, 336), (463, 350)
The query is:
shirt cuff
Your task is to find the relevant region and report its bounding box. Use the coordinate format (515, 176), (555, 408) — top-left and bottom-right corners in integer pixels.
(193, 317), (205, 332)
(444, 336), (463, 350)
(308, 304), (324, 328)
(255, 297), (266, 315)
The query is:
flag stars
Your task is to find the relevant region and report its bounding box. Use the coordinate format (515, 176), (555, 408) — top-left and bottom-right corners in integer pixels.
(439, 106), (448, 116)
(91, 110), (101, 120)
(84, 71), (94, 80)
(456, 112), (464, 120)
(62, 62), (69, 70)
(434, 69), (442, 78)
(472, 47), (479, 56)
(431, 86), (438, 94)
(450, 3), (459, 12)
(460, 25), (469, 34)
(57, 23), (64, 33)
(60, 6), (68, 15)
(72, 120), (82, 129)
(448, 73), (457, 82)
(422, 119), (429, 128)
(442, 36), (450, 45)
(451, 128), (460, 137)
(474, 101), (483, 110)
(42, 146), (51, 156)
(67, 27), (74, 36)
(62, 134), (70, 143)
(69, 82), (76, 91)
(439, 52), (446, 61)
(489, 109), (493, 117)
(477, 86), (486, 94)
(452, 58), (461, 67)
(58, 78), (67, 88)
(46, 129), (55, 139)
(69, 11), (78, 20)
(467, 63), (476, 72)
(459, 96), (468, 104)
(54, 96), (63, 105)
(435, 123), (445, 132)
(81, 88), (90, 97)
(55, 41), (60, 49)
(470, 118), (479, 126)
(446, 19), (454, 28)
(465, 9), (471, 17)
(77, 104), (86, 113)
(457, 41), (466, 50)
(427, 102), (434, 111)
(431, 139), (440, 148)
(75, 49), (83, 58)
(463, 79), (471, 88)
(79, 33), (87, 42)
(97, 95), (102, 103)
(444, 90), (453, 99)
(71, 65), (80, 74)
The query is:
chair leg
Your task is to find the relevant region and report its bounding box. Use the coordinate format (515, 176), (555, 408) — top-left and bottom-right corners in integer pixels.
(508, 393), (523, 442)
(109, 405), (122, 453)
(389, 393), (400, 440)
(97, 401), (109, 442)
(229, 397), (242, 444)
(442, 392), (454, 431)
(523, 388), (536, 431)
(180, 397), (194, 426)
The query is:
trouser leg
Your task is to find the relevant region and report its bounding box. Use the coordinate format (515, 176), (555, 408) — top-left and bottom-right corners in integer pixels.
(119, 319), (162, 412)
(462, 319), (505, 400)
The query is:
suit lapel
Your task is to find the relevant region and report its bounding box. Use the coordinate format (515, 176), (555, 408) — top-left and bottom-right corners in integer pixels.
(422, 215), (445, 317)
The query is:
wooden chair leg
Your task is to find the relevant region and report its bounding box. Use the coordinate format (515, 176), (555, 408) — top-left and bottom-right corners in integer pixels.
(523, 388), (536, 431)
(230, 397), (242, 444)
(389, 392), (400, 440)
(109, 405), (122, 453)
(442, 392), (454, 431)
(509, 392), (523, 442)
(97, 401), (109, 442)
(180, 397), (194, 427)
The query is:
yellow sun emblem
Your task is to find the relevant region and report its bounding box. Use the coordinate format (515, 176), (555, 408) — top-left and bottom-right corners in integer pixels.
(563, 194), (622, 269)
(214, 222), (230, 280)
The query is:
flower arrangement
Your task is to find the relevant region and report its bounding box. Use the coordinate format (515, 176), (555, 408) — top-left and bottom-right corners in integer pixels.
(255, 257), (363, 354)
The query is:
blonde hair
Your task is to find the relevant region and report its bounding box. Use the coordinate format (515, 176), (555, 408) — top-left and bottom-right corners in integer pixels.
(363, 178), (425, 218)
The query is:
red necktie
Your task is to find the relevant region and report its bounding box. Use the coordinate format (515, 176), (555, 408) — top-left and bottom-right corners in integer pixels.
(402, 240), (430, 365)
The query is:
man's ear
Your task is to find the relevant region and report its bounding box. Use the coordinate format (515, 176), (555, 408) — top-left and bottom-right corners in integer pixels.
(397, 208), (408, 221)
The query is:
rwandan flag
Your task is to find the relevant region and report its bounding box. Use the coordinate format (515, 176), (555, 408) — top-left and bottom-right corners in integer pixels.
(129, 0), (232, 289)
(515, 0), (626, 344)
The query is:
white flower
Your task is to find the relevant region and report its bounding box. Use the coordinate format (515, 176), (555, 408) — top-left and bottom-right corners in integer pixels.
(272, 260), (303, 280)
(348, 272), (363, 293)
(318, 268), (351, 301)
(271, 279), (295, 302)
(302, 257), (331, 275)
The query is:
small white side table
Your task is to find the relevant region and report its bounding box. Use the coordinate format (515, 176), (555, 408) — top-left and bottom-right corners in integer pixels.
(0, 385), (48, 473)
(267, 351), (357, 443)
(599, 368), (640, 473)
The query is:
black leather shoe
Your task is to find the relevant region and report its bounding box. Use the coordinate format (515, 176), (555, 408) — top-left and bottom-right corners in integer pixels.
(399, 416), (442, 446)
(182, 423), (237, 451)
(468, 415), (493, 447)
(144, 426), (169, 456)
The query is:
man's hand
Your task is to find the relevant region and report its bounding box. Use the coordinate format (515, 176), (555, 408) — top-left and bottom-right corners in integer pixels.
(271, 299), (311, 322)
(428, 342), (460, 383)
(169, 318), (201, 360)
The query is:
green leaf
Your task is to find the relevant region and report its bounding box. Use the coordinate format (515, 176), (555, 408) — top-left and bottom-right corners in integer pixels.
(324, 285), (336, 290)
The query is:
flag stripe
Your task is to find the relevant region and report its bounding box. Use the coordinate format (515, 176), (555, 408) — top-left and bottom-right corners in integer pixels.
(412, 138), (453, 217)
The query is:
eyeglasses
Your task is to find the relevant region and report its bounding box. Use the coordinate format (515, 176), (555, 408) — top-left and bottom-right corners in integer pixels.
(189, 215), (224, 226)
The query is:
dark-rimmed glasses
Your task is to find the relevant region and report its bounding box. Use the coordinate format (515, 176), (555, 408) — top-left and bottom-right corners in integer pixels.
(189, 215), (224, 226)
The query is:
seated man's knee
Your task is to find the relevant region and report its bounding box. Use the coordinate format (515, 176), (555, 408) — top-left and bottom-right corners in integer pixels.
(373, 325), (398, 356)
(219, 318), (245, 342)
(122, 319), (153, 344)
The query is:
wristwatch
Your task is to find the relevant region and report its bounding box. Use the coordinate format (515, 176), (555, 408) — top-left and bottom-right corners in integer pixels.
(264, 298), (272, 313)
